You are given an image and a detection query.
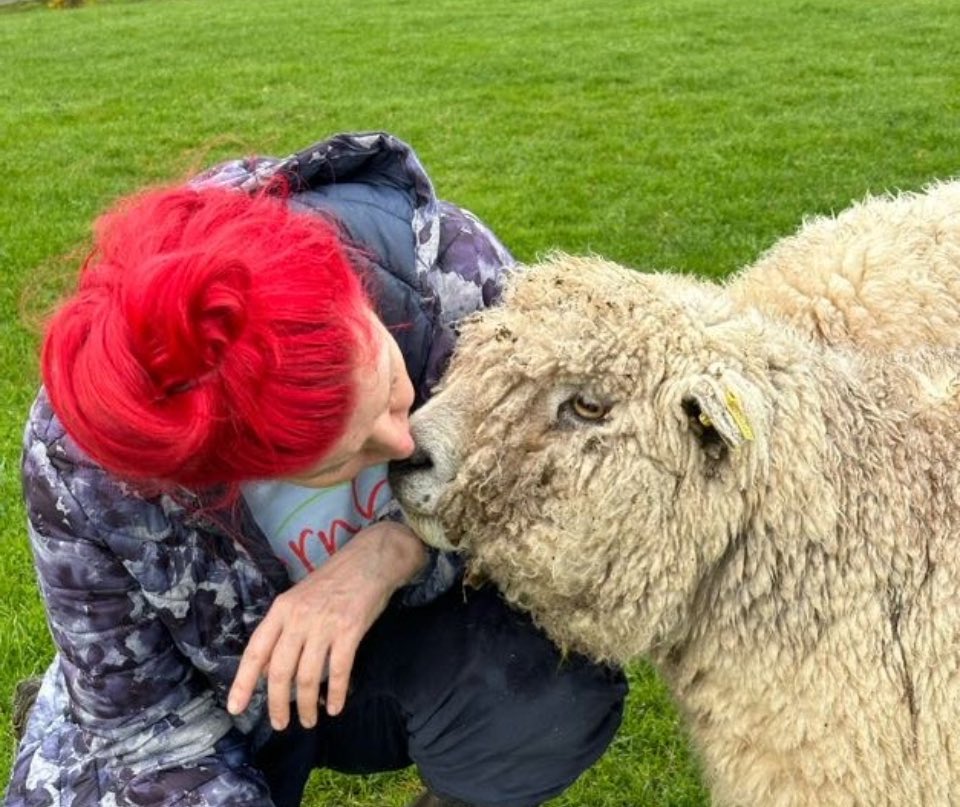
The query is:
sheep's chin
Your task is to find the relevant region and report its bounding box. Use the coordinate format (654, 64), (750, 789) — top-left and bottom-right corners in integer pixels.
(399, 508), (460, 552)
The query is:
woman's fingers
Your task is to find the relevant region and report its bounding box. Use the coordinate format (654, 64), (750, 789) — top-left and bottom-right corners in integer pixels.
(325, 634), (361, 717)
(266, 627), (315, 730)
(227, 614), (282, 716)
(296, 640), (331, 729)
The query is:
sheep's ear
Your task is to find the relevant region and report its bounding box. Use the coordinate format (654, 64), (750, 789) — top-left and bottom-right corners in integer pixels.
(680, 366), (764, 460)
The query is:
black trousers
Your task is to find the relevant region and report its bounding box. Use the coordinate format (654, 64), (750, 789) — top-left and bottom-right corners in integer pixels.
(254, 584), (627, 807)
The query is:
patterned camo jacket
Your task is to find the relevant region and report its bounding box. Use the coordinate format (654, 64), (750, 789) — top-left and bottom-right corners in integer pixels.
(6, 133), (513, 806)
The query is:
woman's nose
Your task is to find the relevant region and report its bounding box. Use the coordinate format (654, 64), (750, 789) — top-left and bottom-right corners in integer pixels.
(372, 411), (415, 460)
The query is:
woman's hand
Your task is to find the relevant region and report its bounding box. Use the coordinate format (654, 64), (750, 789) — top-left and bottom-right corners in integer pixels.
(227, 521), (427, 730)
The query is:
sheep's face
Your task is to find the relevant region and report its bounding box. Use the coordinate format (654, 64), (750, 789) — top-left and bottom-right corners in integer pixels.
(391, 256), (776, 662)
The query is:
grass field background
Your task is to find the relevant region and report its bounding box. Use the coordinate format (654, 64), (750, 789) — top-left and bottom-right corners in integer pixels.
(2, 0), (959, 804)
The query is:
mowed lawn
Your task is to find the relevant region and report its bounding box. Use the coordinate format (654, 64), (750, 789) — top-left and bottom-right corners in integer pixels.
(2, 0), (959, 804)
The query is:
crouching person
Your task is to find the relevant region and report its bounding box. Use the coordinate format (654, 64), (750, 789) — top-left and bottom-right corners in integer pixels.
(7, 132), (626, 807)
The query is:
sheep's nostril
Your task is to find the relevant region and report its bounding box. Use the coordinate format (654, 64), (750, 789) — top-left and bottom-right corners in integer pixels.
(388, 445), (434, 479)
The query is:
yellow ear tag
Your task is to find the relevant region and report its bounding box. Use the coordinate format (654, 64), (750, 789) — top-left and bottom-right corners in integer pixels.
(724, 389), (754, 441)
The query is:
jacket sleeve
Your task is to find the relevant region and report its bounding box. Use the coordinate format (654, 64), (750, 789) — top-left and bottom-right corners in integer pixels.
(12, 402), (273, 806)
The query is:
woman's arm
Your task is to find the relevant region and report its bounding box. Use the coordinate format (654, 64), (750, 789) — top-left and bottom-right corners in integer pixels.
(227, 520), (426, 731)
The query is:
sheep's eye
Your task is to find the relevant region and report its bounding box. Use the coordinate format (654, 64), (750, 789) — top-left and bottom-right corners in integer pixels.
(556, 394), (613, 430)
(566, 394), (611, 422)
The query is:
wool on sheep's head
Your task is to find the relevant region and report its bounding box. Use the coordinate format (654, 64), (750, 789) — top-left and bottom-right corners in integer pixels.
(391, 255), (824, 664)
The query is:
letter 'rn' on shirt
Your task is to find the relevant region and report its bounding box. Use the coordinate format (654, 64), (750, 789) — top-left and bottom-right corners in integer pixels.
(241, 464), (394, 582)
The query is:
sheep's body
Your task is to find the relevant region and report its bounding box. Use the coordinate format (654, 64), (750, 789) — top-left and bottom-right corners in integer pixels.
(729, 180), (960, 351)
(391, 181), (960, 806)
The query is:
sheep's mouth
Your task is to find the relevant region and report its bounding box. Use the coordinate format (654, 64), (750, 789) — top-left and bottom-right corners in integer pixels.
(388, 454), (463, 552)
(396, 505), (461, 552)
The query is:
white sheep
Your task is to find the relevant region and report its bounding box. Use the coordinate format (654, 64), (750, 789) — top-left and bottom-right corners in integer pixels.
(391, 181), (960, 807)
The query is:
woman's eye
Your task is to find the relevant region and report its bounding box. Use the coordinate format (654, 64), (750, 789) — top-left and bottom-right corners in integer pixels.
(561, 394), (612, 424)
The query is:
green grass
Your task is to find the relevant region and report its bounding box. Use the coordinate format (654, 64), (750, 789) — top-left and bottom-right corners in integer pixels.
(2, 0), (959, 803)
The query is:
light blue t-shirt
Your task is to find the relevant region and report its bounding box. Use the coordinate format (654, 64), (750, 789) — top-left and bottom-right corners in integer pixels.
(241, 464), (395, 582)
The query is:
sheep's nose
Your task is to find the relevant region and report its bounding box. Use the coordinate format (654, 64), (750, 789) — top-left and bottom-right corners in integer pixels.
(388, 444), (434, 479)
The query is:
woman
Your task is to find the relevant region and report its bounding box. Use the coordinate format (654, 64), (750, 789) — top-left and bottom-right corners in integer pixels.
(7, 132), (626, 807)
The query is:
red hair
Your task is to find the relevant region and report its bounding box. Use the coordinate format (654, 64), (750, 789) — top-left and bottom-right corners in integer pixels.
(42, 184), (373, 488)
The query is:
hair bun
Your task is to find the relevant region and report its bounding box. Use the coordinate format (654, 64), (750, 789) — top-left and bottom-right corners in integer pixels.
(126, 253), (253, 396)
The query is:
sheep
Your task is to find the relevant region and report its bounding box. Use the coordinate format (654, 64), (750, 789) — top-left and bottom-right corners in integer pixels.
(390, 181), (960, 807)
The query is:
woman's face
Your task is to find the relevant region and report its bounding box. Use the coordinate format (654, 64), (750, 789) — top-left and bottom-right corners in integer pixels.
(284, 313), (416, 489)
